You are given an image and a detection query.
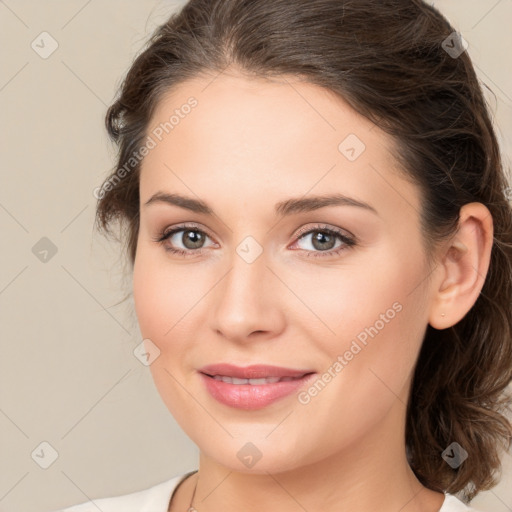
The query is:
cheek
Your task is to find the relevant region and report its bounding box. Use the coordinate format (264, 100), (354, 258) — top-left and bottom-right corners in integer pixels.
(289, 253), (422, 346)
(132, 251), (195, 414)
(133, 259), (166, 340)
(295, 251), (428, 397)
(290, 261), (428, 451)
(133, 249), (199, 343)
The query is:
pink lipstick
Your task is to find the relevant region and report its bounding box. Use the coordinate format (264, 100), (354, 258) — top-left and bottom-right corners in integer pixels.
(198, 363), (316, 410)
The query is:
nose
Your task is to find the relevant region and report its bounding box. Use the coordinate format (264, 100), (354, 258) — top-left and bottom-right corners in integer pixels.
(209, 244), (285, 343)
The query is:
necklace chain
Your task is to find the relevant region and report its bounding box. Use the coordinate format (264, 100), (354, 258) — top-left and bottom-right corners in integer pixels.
(187, 471), (199, 512)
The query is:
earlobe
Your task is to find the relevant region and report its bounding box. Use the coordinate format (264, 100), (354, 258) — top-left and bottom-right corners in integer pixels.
(428, 202), (493, 330)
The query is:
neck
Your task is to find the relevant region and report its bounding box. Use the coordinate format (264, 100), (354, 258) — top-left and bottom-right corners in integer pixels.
(181, 398), (444, 512)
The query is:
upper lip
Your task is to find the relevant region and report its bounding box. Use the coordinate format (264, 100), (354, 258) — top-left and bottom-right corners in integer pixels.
(199, 363), (315, 379)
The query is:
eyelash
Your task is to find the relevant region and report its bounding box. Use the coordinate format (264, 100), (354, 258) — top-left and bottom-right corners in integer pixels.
(152, 222), (357, 259)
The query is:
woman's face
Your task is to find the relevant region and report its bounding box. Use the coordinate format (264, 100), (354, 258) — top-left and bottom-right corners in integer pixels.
(133, 71), (435, 473)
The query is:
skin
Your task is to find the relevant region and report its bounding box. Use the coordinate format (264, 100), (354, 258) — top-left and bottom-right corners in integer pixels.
(132, 69), (493, 512)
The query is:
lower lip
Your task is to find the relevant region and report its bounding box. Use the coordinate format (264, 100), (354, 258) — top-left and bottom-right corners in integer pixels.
(199, 372), (316, 410)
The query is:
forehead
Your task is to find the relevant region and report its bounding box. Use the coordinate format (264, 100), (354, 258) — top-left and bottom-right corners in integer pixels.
(140, 71), (421, 222)
(147, 71), (386, 158)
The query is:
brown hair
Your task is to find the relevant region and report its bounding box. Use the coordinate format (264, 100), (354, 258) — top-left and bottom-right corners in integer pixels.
(97, 0), (512, 502)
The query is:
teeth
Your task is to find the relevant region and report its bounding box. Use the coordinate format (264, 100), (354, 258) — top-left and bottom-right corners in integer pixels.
(211, 375), (287, 385)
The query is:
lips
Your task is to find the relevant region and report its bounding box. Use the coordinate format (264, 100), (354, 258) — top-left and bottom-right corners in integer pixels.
(199, 363), (314, 380)
(198, 363), (316, 410)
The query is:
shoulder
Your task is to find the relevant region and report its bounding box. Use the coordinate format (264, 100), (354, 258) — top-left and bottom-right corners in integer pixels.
(440, 493), (484, 512)
(50, 472), (192, 512)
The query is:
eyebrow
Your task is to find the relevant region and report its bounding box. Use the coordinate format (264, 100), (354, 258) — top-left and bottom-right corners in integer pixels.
(144, 192), (378, 217)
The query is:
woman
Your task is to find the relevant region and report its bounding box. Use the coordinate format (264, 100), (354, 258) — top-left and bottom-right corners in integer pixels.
(57, 0), (512, 510)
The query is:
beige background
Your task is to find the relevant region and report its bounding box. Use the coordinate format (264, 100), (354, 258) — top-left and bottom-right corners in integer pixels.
(0, 1), (511, 511)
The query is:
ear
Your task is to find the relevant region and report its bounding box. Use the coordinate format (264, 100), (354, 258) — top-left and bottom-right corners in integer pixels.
(428, 202), (494, 330)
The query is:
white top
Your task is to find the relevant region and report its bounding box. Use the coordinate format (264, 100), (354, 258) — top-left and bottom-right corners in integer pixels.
(54, 471), (480, 512)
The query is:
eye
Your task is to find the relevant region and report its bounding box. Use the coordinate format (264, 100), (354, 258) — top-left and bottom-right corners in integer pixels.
(153, 223), (216, 257)
(291, 224), (356, 258)
(153, 222), (356, 259)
